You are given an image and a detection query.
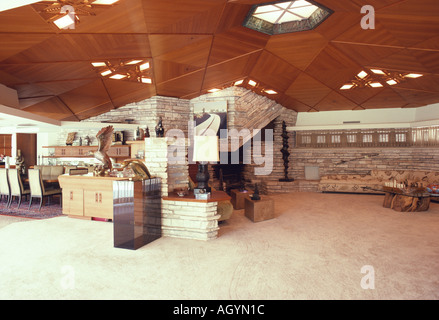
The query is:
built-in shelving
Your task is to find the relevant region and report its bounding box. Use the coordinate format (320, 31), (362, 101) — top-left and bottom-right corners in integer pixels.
(42, 145), (130, 159)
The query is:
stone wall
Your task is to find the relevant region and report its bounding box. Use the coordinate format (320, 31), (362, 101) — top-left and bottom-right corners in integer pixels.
(51, 88), (300, 194)
(192, 87), (298, 193)
(191, 86), (286, 150)
(55, 95), (191, 145)
(144, 137), (189, 197)
(161, 200), (219, 240)
(241, 108), (298, 194)
(290, 147), (439, 180)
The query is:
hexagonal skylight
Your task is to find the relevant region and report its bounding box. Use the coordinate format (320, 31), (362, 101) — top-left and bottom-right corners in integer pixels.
(243, 0), (333, 35)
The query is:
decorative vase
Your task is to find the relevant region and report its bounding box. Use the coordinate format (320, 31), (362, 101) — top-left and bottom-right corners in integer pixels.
(426, 184), (439, 194)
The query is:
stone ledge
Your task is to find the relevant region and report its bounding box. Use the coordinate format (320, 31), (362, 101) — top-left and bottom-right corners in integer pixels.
(162, 227), (219, 241)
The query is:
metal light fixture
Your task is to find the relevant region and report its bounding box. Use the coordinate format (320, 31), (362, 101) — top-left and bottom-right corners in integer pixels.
(91, 59), (153, 84)
(340, 68), (424, 90)
(35, 0), (120, 29)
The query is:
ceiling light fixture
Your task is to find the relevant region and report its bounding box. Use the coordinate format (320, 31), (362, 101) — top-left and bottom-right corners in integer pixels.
(109, 74), (126, 80)
(357, 71), (368, 79)
(405, 73), (423, 79)
(91, 62), (107, 67)
(52, 13), (76, 29)
(100, 69), (112, 76)
(125, 60), (143, 65)
(369, 82), (383, 88)
(92, 59), (153, 84)
(92, 0), (119, 4)
(248, 80), (257, 87)
(35, 0), (120, 30)
(370, 69), (386, 75)
(340, 68), (424, 90)
(139, 62), (150, 71)
(340, 84), (355, 90)
(264, 89), (278, 94)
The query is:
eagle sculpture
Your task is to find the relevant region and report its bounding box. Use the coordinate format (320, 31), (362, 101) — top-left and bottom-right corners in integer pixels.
(94, 125), (114, 176)
(121, 159), (152, 181)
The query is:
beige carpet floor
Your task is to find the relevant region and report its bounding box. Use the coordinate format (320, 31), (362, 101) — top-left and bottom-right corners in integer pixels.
(0, 192), (438, 300)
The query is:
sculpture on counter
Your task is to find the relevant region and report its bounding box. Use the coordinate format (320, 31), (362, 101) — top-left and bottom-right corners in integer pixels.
(93, 125), (114, 176)
(15, 149), (25, 175)
(145, 126), (150, 138)
(251, 183), (261, 201)
(155, 117), (164, 137)
(121, 159), (152, 181)
(84, 135), (91, 146)
(66, 132), (76, 146)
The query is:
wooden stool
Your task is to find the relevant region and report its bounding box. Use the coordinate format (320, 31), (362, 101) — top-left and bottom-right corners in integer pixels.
(231, 189), (250, 209)
(245, 196), (275, 222)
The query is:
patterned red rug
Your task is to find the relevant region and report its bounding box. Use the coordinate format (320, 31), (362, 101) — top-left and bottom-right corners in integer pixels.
(0, 197), (64, 219)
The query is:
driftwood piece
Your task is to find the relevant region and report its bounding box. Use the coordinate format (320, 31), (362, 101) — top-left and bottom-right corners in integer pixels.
(383, 193), (393, 208)
(383, 192), (430, 212)
(392, 194), (413, 212)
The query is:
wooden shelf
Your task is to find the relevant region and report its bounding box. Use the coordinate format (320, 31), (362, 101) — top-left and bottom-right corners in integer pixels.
(42, 156), (93, 158)
(43, 145), (98, 148)
(163, 191), (231, 203)
(43, 145), (130, 159)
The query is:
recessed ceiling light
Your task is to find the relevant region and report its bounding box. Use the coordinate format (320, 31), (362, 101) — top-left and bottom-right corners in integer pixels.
(264, 89), (278, 94)
(405, 73), (423, 78)
(234, 80), (244, 86)
(100, 70), (112, 76)
(110, 74), (127, 80)
(340, 84), (354, 90)
(357, 71), (368, 79)
(386, 79), (398, 86)
(141, 77), (152, 84)
(53, 14), (76, 29)
(92, 0), (120, 4)
(125, 60), (143, 65)
(139, 62), (150, 71)
(92, 62), (107, 67)
(248, 80), (257, 87)
(369, 82), (383, 88)
(208, 88), (221, 93)
(371, 69), (385, 75)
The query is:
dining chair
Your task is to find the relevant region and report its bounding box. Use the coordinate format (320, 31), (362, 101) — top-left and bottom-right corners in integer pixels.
(7, 168), (30, 209)
(28, 169), (62, 211)
(0, 168), (10, 205)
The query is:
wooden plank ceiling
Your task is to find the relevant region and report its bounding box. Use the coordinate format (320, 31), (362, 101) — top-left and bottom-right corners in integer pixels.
(0, 0), (439, 120)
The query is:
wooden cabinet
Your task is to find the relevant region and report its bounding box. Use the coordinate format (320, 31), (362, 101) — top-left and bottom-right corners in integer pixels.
(126, 140), (145, 159)
(43, 145), (130, 160)
(107, 145), (130, 158)
(0, 134), (12, 156)
(83, 189), (114, 218)
(58, 174), (130, 220)
(62, 188), (84, 216)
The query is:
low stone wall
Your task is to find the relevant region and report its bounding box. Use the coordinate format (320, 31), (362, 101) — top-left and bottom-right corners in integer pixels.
(144, 137), (189, 197)
(161, 200), (220, 240)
